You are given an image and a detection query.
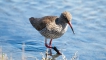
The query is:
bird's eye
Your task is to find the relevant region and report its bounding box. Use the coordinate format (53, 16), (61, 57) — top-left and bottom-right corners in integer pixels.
(64, 17), (69, 22)
(64, 16), (67, 20)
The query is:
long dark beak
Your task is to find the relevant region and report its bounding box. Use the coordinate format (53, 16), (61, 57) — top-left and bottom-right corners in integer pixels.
(68, 22), (75, 34)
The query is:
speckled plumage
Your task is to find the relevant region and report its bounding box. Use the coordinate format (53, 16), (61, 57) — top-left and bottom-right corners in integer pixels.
(29, 11), (72, 39)
(29, 11), (74, 55)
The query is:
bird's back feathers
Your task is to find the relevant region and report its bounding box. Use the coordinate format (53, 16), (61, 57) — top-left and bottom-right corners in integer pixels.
(29, 16), (58, 31)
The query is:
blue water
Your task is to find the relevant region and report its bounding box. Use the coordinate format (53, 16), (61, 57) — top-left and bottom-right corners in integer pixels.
(0, 0), (106, 60)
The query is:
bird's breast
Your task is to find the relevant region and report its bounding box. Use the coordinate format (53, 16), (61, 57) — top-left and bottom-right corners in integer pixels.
(39, 24), (68, 39)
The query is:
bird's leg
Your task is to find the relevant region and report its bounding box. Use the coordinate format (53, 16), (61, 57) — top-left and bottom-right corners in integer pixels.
(45, 38), (52, 48)
(49, 39), (52, 46)
(48, 39), (62, 55)
(49, 39), (53, 55)
(45, 38), (52, 55)
(45, 38), (61, 55)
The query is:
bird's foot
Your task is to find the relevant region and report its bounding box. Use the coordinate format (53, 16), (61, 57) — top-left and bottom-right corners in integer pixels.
(48, 48), (52, 56)
(52, 46), (62, 55)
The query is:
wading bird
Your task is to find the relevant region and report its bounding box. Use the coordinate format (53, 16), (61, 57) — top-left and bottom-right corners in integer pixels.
(29, 11), (75, 55)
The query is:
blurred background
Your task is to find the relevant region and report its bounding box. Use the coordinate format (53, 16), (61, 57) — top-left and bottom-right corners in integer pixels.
(0, 0), (106, 60)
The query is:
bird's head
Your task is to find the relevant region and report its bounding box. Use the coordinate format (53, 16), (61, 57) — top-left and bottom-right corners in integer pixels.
(60, 11), (75, 34)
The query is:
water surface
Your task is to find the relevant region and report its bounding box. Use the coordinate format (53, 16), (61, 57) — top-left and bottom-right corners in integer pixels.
(0, 0), (106, 60)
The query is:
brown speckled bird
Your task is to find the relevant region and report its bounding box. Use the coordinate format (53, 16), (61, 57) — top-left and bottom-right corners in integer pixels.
(29, 11), (75, 55)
